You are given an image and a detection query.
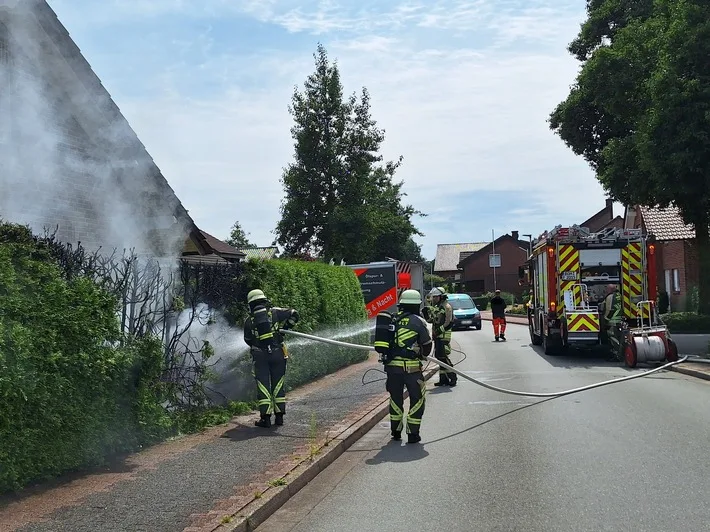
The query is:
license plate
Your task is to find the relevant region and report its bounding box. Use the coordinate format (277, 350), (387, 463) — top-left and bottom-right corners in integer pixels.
(461, 320), (472, 325)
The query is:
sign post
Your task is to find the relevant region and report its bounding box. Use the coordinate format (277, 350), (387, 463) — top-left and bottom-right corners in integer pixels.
(490, 229), (500, 290)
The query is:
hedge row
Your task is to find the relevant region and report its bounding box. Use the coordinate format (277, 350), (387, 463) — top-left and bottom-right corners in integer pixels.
(0, 223), (369, 493)
(660, 312), (710, 334)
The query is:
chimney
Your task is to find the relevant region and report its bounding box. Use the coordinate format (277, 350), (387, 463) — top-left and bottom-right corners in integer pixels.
(606, 198), (613, 210)
(512, 230), (519, 241)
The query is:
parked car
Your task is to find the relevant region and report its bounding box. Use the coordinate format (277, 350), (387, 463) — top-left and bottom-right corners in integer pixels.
(447, 293), (482, 330)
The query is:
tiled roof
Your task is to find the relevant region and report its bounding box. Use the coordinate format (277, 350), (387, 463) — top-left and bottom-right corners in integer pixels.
(239, 246), (279, 260)
(199, 230), (245, 258)
(640, 206), (695, 240)
(434, 243), (488, 272)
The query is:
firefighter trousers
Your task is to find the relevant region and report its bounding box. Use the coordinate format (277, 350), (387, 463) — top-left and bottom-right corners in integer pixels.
(434, 338), (457, 384)
(493, 317), (507, 337)
(252, 347), (287, 416)
(385, 365), (426, 435)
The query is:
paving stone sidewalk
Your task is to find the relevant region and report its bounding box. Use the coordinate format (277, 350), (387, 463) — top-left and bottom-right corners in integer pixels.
(0, 353), (411, 532)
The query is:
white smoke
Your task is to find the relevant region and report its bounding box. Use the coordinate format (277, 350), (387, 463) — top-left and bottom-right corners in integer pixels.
(0, 1), (189, 259)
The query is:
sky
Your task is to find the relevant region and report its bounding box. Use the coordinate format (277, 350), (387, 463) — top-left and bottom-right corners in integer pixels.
(49, 0), (623, 261)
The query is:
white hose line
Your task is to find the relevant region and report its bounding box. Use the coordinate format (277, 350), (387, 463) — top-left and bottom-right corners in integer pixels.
(282, 329), (689, 398)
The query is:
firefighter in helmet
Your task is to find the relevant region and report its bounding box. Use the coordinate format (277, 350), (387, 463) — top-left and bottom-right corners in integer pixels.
(424, 286), (457, 386)
(243, 289), (299, 428)
(602, 283), (623, 361)
(384, 289), (432, 444)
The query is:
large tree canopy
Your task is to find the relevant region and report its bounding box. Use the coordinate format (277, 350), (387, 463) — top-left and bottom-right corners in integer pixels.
(550, 0), (710, 313)
(274, 44), (424, 264)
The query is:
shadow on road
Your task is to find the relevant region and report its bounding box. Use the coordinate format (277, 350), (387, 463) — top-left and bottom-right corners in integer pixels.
(364, 439), (430, 465)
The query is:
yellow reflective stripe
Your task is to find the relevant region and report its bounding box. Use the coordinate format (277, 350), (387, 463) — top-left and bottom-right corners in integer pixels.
(387, 359), (421, 368)
(258, 332), (274, 340)
(374, 341), (389, 347)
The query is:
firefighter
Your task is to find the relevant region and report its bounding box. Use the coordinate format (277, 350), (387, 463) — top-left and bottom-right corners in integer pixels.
(602, 283), (623, 360)
(490, 289), (507, 341)
(425, 286), (457, 386)
(243, 289), (299, 428)
(385, 289), (432, 444)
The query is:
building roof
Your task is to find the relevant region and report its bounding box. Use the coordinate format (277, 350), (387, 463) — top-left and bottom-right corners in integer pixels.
(580, 199), (614, 233)
(239, 246), (279, 260)
(457, 233), (530, 269)
(1, 0), (207, 255)
(640, 206), (695, 240)
(198, 230), (246, 259)
(434, 243), (488, 272)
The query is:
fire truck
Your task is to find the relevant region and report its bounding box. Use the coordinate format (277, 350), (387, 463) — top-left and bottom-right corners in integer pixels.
(519, 225), (679, 367)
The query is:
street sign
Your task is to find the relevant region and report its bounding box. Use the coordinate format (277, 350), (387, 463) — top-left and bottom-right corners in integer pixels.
(489, 253), (501, 268)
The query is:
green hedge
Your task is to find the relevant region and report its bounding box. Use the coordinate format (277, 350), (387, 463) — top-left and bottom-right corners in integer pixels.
(0, 224), (168, 492)
(472, 296), (489, 310)
(660, 312), (710, 334)
(223, 259), (370, 397)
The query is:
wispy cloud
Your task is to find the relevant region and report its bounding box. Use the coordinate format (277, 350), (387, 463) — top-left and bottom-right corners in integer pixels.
(48, 0), (605, 259)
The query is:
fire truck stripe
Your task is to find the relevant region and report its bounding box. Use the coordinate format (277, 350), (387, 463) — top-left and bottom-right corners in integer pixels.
(558, 245), (581, 316)
(621, 243), (648, 318)
(566, 312), (600, 332)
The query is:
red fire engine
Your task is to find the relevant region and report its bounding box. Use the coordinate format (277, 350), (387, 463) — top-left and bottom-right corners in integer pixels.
(519, 225), (679, 367)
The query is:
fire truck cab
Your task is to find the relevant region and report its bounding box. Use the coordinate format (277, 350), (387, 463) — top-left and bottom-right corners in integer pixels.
(518, 225), (679, 367)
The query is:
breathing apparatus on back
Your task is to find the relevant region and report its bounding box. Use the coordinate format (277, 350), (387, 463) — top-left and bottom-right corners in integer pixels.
(247, 289), (277, 352)
(373, 289), (423, 364)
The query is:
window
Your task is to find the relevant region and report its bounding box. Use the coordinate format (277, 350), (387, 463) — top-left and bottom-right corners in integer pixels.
(672, 269), (680, 293)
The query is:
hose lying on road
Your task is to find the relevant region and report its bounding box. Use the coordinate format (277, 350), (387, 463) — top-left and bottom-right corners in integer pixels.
(282, 329), (689, 398)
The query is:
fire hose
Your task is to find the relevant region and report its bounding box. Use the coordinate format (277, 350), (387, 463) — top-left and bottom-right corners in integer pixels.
(282, 329), (689, 398)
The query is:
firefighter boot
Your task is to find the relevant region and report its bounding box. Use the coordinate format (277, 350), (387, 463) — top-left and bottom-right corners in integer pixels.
(254, 415), (271, 428)
(500, 333), (506, 341)
(392, 430), (402, 441)
(434, 376), (449, 387)
(407, 433), (421, 444)
(495, 336), (500, 342)
(275, 413), (284, 426)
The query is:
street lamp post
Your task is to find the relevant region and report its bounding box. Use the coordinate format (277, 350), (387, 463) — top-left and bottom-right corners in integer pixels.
(522, 233), (533, 257)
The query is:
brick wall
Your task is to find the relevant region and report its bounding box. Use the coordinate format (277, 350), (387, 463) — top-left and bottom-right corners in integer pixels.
(659, 240), (687, 311)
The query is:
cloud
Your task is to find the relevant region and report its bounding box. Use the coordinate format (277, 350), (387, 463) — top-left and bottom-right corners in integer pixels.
(48, 0), (607, 260)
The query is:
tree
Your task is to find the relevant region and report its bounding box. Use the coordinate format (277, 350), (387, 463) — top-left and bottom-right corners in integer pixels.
(226, 221), (253, 249)
(274, 44), (425, 264)
(549, 0), (710, 313)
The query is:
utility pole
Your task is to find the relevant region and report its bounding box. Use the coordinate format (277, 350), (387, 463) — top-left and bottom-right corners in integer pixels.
(523, 233), (533, 257)
(491, 229), (497, 291)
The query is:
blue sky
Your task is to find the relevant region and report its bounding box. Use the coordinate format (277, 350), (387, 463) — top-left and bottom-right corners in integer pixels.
(50, 0), (623, 260)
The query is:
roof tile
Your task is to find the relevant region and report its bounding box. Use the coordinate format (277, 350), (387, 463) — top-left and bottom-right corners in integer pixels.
(640, 206), (695, 241)
(434, 243), (488, 272)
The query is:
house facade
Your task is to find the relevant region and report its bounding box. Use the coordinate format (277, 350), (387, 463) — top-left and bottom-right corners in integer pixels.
(433, 242), (487, 282)
(624, 205), (697, 312)
(457, 231), (529, 297)
(0, 1), (209, 259)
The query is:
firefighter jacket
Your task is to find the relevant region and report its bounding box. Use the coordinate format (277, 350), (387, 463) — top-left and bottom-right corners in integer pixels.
(429, 301), (453, 341)
(603, 291), (622, 322)
(244, 305), (299, 353)
(386, 311), (433, 370)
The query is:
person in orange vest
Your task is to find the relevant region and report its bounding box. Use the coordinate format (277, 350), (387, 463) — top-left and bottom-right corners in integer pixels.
(490, 289), (507, 341)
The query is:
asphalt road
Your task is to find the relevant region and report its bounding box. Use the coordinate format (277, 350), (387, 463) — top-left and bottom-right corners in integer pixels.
(257, 321), (710, 532)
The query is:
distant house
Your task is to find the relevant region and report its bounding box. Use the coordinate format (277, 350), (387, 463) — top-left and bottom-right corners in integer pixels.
(624, 205), (697, 312)
(181, 230), (246, 264)
(581, 199), (624, 233)
(433, 242), (488, 282)
(457, 231), (529, 296)
(0, 1), (210, 259)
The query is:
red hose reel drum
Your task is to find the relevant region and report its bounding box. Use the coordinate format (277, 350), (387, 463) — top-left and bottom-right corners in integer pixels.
(397, 272), (411, 290)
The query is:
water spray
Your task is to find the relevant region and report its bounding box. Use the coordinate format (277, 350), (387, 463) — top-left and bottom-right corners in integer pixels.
(282, 329), (689, 398)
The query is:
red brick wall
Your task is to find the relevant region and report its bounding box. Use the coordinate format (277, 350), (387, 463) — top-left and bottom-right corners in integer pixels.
(461, 238), (527, 296)
(659, 240), (687, 311)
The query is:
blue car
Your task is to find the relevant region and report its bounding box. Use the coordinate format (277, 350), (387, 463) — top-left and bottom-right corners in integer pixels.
(447, 293), (482, 330)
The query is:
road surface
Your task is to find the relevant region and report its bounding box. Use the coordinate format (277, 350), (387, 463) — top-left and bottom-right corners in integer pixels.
(257, 321), (710, 532)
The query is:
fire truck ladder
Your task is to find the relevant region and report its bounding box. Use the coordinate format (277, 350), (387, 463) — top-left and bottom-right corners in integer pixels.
(563, 283), (601, 343)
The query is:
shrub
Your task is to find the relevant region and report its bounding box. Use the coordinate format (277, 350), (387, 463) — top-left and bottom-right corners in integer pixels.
(483, 291), (516, 306)
(224, 259), (369, 397)
(507, 304), (528, 315)
(660, 312), (710, 334)
(0, 224), (167, 491)
(472, 296), (489, 310)
(685, 285), (699, 313)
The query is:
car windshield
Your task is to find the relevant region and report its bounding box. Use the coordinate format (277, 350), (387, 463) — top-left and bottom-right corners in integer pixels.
(449, 298), (476, 310)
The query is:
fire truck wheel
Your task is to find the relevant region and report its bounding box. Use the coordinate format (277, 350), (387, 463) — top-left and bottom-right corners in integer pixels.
(529, 322), (542, 346)
(624, 342), (638, 368)
(666, 337), (679, 362)
(543, 334), (560, 355)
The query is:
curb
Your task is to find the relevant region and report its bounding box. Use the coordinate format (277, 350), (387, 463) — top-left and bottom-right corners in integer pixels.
(480, 316), (528, 326)
(210, 364), (439, 532)
(669, 365), (710, 381)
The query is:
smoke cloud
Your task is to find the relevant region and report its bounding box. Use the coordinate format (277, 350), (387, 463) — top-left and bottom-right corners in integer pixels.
(0, 0), (189, 259)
